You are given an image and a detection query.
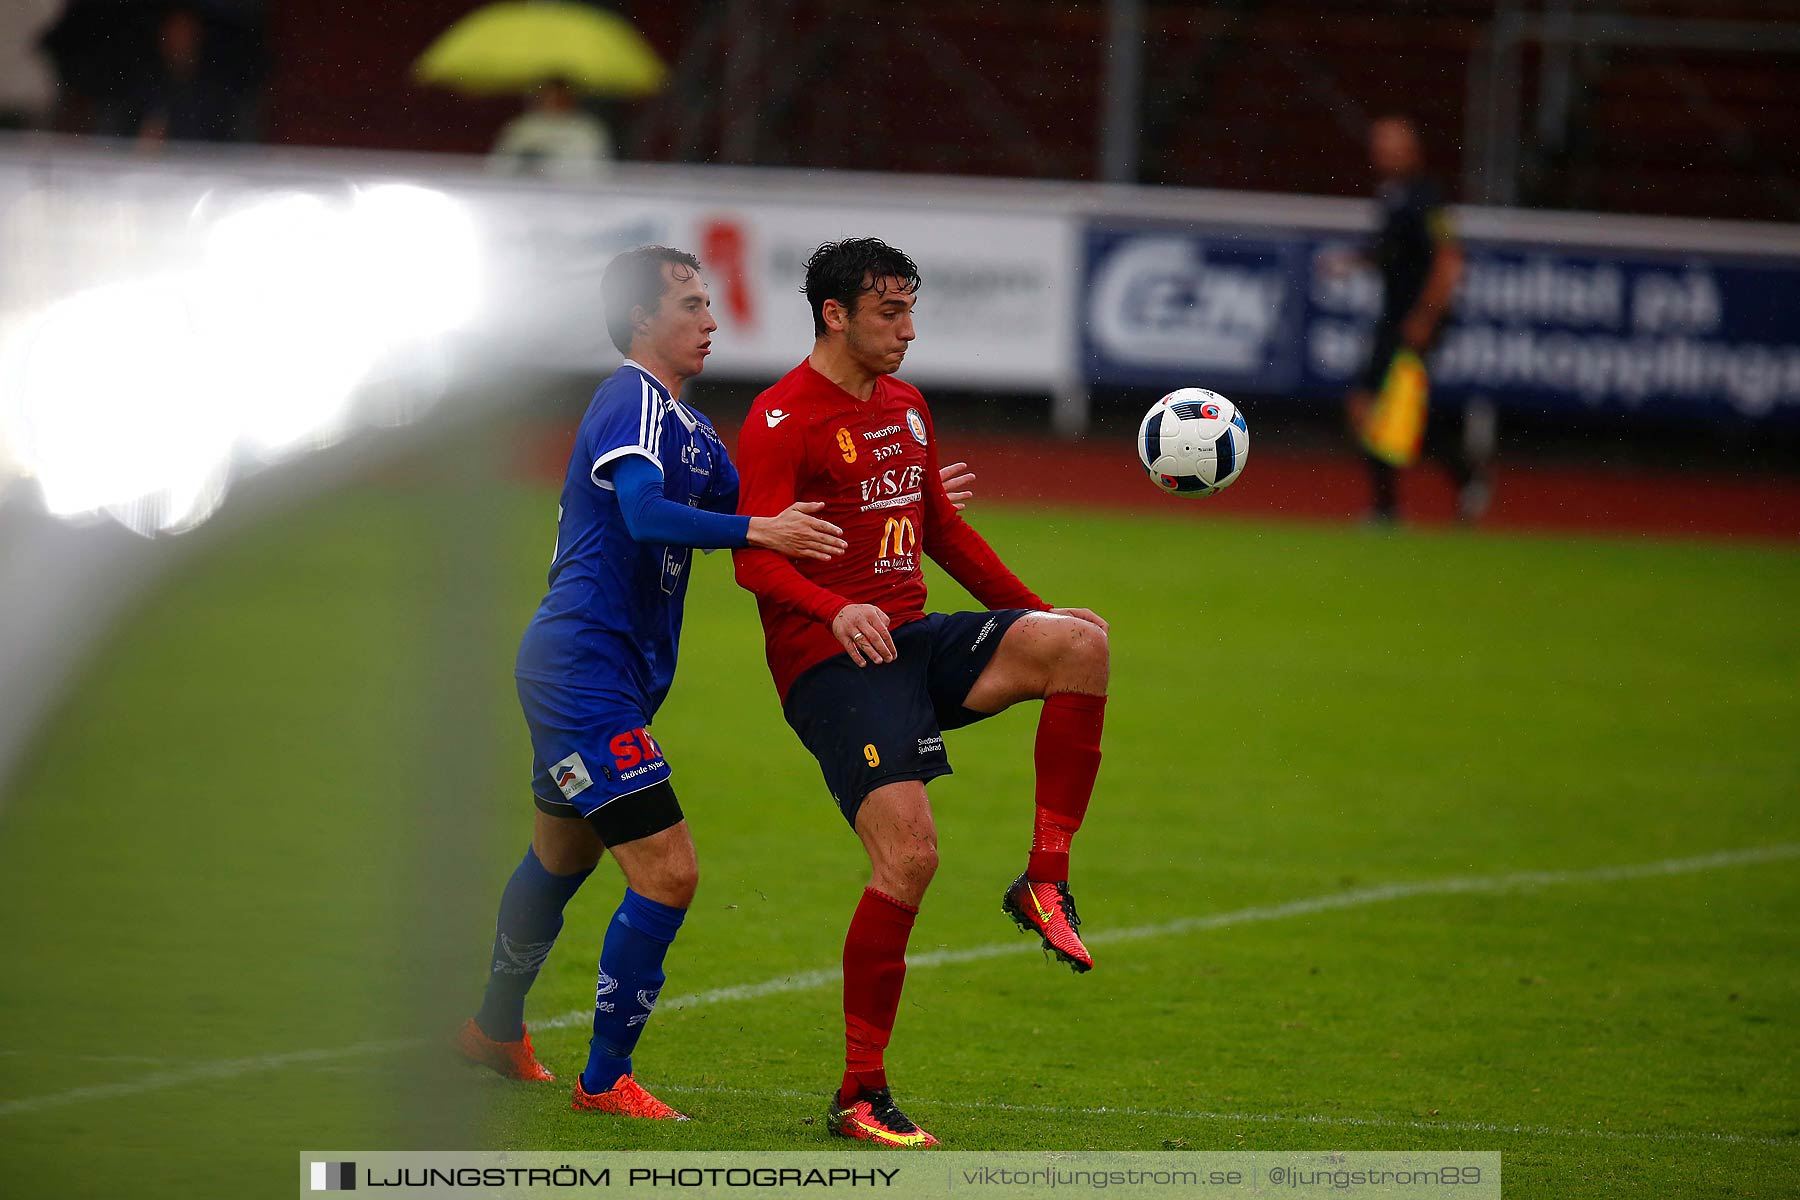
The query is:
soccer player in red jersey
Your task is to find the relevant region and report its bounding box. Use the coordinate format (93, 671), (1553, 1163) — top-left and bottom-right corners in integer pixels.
(732, 239), (1110, 1147)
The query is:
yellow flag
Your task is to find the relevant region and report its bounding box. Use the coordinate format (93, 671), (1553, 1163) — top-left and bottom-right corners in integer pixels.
(1360, 349), (1430, 467)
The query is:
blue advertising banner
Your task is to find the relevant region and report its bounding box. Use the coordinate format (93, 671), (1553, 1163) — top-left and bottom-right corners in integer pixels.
(1082, 223), (1800, 421)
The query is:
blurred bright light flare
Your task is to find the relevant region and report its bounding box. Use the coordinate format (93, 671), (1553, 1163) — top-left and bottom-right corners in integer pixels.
(0, 183), (482, 535)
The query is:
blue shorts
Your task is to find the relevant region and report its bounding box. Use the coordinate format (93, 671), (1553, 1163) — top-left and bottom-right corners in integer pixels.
(515, 678), (673, 821)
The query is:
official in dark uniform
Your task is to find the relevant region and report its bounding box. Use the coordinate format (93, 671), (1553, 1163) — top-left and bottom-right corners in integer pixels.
(1345, 116), (1490, 523)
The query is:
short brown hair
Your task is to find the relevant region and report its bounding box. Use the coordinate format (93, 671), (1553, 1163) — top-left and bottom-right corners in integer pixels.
(602, 246), (702, 355)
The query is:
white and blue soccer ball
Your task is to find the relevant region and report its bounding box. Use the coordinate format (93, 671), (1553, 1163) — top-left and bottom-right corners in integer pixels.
(1136, 388), (1249, 497)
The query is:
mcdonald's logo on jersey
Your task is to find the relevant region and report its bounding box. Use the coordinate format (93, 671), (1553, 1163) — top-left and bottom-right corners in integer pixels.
(879, 516), (917, 560)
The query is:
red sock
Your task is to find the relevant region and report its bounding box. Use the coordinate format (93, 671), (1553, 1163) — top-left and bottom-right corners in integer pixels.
(1027, 692), (1107, 882)
(839, 887), (918, 1105)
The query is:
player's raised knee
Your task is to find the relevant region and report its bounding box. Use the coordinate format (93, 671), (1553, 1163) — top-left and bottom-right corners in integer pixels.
(1074, 617), (1110, 667)
(1052, 615), (1110, 691)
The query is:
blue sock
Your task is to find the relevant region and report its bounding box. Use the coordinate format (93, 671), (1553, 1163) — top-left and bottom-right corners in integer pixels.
(473, 847), (591, 1041)
(581, 889), (687, 1094)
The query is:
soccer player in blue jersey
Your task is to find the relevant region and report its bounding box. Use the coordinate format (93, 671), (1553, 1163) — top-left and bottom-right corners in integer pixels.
(452, 246), (854, 1119)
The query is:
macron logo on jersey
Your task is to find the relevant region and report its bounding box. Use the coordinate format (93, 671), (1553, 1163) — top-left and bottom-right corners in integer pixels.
(550, 752), (593, 801)
(765, 409), (791, 428)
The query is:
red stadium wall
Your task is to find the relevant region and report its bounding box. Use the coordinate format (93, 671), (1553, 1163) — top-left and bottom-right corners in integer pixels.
(265, 0), (517, 153)
(261, 0), (1800, 222)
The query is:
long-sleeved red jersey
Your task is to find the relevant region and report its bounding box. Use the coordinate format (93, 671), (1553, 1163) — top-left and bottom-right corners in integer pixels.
(733, 359), (1048, 702)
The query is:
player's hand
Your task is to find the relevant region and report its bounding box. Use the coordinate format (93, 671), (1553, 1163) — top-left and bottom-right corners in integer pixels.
(748, 502), (847, 562)
(832, 604), (896, 667)
(1401, 310), (1435, 351)
(1050, 607), (1109, 633)
(939, 462), (976, 510)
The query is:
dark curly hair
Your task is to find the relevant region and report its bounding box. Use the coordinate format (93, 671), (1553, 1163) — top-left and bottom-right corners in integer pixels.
(602, 245), (702, 355)
(801, 238), (922, 338)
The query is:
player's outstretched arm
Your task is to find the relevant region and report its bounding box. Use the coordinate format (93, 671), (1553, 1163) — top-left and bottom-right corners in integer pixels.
(748, 503), (847, 562)
(612, 454), (754, 550)
(704, 441), (847, 561)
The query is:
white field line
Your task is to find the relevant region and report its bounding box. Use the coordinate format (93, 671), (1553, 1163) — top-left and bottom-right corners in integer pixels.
(536, 842), (1800, 1029)
(1, 843), (1795, 1123)
(0, 1039), (417, 1118)
(655, 1082), (1800, 1150)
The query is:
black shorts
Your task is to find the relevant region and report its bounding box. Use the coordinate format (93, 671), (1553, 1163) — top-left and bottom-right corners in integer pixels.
(782, 609), (1033, 827)
(533, 779), (685, 848)
(1356, 320), (1405, 392)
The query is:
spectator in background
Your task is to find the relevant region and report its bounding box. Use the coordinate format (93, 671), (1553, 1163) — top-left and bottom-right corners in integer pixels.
(41, 0), (264, 143)
(0, 0), (59, 130)
(112, 6), (244, 148)
(489, 77), (613, 181)
(1341, 116), (1490, 524)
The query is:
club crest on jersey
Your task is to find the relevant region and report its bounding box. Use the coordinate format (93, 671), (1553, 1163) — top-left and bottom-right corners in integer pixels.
(550, 752), (593, 800)
(905, 408), (927, 445)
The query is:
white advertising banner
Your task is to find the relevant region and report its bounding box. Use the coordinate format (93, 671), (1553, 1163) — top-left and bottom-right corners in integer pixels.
(474, 184), (1074, 387)
(1, 144), (1792, 419)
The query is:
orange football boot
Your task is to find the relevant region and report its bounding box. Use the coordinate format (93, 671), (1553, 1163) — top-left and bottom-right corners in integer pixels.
(1002, 874), (1094, 972)
(453, 1018), (555, 1082)
(828, 1086), (939, 1148)
(571, 1073), (689, 1120)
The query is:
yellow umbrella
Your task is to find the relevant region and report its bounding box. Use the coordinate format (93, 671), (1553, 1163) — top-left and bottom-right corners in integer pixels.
(413, 1), (667, 98)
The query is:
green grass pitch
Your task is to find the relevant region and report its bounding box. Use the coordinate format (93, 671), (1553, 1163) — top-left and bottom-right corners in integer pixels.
(0, 478), (1795, 1198)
